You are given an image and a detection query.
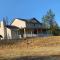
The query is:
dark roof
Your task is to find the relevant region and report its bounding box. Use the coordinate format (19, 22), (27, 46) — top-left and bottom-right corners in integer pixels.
(29, 18), (42, 24)
(6, 25), (19, 29)
(11, 17), (42, 25)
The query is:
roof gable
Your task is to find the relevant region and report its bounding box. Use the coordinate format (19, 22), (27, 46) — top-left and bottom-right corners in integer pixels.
(29, 18), (42, 24)
(11, 17), (42, 25)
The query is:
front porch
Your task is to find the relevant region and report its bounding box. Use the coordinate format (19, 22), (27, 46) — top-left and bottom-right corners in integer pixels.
(18, 28), (51, 38)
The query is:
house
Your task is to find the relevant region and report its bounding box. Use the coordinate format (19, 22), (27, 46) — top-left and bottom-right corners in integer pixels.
(11, 18), (47, 38)
(0, 18), (51, 39)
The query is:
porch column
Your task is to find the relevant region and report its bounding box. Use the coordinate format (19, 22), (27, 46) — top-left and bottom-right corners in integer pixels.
(24, 28), (26, 38)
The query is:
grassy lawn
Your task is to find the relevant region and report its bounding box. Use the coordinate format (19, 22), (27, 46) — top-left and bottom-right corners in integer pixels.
(0, 36), (60, 59)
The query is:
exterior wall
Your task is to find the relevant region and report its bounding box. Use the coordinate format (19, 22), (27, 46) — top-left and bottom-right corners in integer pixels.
(0, 21), (6, 39)
(11, 19), (26, 28)
(7, 28), (19, 39)
(11, 29), (19, 39)
(0, 28), (4, 39)
(7, 28), (12, 39)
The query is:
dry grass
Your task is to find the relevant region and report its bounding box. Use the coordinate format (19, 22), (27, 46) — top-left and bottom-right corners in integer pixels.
(0, 36), (60, 59)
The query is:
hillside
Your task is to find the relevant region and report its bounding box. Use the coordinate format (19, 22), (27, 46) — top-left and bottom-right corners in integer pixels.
(0, 36), (60, 59)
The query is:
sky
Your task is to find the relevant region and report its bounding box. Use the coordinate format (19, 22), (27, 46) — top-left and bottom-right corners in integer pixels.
(0, 0), (60, 25)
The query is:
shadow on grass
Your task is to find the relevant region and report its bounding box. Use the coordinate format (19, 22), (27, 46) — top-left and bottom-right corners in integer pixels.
(2, 55), (60, 60)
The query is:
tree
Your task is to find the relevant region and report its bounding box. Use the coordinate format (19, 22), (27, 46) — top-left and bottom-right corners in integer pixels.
(3, 16), (8, 26)
(42, 9), (59, 35)
(42, 15), (49, 28)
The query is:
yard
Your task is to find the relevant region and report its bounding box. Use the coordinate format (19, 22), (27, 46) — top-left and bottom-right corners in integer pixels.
(0, 36), (60, 59)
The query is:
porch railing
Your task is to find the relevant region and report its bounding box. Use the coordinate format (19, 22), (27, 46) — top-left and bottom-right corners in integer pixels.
(23, 34), (52, 38)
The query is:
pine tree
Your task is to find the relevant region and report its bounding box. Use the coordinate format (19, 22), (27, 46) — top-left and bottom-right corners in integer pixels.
(42, 9), (59, 35)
